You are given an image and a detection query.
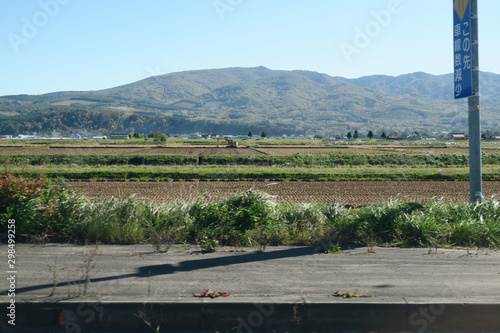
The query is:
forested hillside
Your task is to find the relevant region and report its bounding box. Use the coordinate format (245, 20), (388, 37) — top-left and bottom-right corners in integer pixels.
(1, 67), (499, 136)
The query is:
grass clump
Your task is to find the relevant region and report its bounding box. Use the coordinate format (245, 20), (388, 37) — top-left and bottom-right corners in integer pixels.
(353, 201), (425, 247)
(142, 202), (192, 252)
(318, 204), (357, 250)
(188, 190), (277, 249)
(74, 196), (147, 244)
(394, 200), (500, 249)
(277, 203), (328, 244)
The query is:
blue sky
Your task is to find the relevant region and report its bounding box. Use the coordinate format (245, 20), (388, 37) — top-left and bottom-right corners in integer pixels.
(1, 0), (499, 95)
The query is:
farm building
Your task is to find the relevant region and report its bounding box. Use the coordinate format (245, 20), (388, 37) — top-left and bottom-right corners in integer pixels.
(109, 133), (129, 140)
(451, 134), (467, 140)
(406, 133), (421, 140)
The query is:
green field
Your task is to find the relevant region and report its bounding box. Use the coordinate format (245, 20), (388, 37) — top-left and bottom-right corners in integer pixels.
(1, 138), (499, 181)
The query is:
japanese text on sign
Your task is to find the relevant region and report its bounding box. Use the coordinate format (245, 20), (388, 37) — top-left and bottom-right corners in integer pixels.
(453, 0), (473, 99)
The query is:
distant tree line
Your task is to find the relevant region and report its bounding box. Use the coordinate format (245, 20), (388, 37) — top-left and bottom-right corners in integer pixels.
(0, 108), (296, 137)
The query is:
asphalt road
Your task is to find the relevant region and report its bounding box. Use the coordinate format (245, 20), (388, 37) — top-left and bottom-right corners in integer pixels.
(3, 244), (500, 303)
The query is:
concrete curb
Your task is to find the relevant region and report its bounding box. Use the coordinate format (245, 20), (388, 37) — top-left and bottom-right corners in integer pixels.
(3, 300), (500, 332)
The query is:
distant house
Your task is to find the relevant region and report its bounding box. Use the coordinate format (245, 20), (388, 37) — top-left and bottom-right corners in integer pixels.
(451, 134), (467, 140)
(494, 136), (500, 140)
(406, 133), (421, 140)
(18, 134), (36, 139)
(187, 133), (202, 139)
(387, 136), (404, 140)
(109, 133), (129, 140)
(0, 135), (13, 139)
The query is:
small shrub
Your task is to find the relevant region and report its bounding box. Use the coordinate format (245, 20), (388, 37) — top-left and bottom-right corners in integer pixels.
(0, 174), (75, 241)
(198, 236), (219, 253)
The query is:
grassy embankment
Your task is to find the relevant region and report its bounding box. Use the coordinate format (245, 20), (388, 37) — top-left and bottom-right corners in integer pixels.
(1, 139), (499, 249)
(1, 174), (499, 251)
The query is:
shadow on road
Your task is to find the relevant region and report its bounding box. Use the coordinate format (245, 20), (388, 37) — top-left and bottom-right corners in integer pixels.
(11, 246), (317, 295)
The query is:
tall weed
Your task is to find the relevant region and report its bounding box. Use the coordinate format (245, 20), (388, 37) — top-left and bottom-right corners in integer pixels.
(320, 204), (357, 246)
(142, 202), (192, 252)
(277, 203), (327, 244)
(76, 196), (146, 244)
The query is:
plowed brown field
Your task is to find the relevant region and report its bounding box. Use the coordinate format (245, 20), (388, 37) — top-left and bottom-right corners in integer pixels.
(66, 180), (500, 206)
(0, 146), (264, 155)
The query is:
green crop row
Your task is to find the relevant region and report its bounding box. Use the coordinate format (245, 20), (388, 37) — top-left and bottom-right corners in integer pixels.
(0, 154), (197, 166)
(5, 169), (490, 181)
(2, 153), (500, 167)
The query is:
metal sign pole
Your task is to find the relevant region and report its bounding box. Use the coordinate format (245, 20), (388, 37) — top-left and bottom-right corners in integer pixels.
(468, 0), (482, 203)
(454, 0), (482, 203)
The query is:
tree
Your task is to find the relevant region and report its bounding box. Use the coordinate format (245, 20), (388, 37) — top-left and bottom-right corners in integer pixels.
(346, 131), (352, 139)
(261, 131), (267, 138)
(381, 131), (387, 139)
(149, 131), (166, 142)
(367, 130), (374, 140)
(353, 130), (359, 139)
(248, 131), (252, 138)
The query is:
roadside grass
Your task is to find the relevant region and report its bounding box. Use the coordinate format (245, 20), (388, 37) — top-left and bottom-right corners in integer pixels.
(2, 175), (498, 250)
(394, 200), (500, 249)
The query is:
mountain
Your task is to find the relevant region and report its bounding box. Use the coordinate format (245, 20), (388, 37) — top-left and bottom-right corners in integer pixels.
(1, 67), (499, 136)
(345, 71), (500, 106)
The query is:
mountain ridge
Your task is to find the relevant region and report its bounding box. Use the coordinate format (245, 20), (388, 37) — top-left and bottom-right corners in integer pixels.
(1, 67), (499, 136)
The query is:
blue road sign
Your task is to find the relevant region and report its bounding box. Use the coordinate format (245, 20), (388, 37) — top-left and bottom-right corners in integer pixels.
(453, 0), (473, 99)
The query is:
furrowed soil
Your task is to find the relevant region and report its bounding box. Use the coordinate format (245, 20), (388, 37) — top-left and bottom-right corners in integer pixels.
(66, 179), (500, 206)
(4, 144), (500, 155)
(0, 146), (265, 155)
